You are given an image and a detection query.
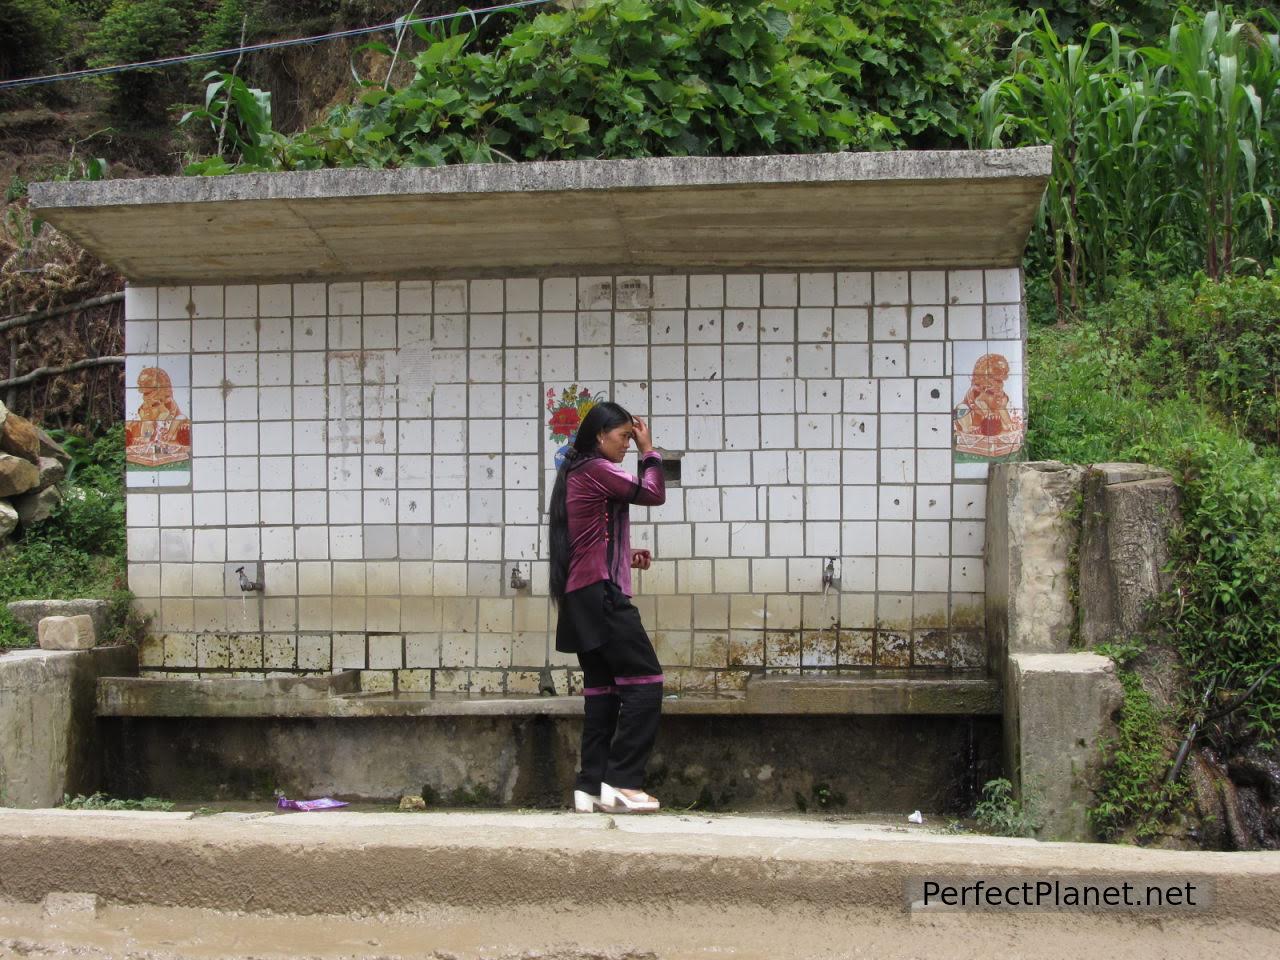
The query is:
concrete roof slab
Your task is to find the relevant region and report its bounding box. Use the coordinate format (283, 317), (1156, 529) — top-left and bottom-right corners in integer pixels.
(29, 148), (1050, 284)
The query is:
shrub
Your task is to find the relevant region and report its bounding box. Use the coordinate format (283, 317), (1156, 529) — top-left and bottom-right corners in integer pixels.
(88, 0), (195, 120)
(183, 0), (992, 172)
(0, 0), (68, 82)
(973, 777), (1041, 836)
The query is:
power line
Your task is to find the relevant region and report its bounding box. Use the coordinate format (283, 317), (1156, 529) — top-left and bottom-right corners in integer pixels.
(0, 0), (553, 92)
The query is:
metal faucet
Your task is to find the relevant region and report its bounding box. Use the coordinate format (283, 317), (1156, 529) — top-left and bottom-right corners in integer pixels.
(822, 558), (837, 596)
(235, 566), (264, 592)
(509, 564), (530, 591)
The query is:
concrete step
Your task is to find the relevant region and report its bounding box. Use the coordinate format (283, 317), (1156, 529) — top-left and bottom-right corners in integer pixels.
(0, 808), (1276, 926)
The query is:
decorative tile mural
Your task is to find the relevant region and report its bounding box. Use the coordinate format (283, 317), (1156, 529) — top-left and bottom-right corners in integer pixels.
(953, 352), (1025, 459)
(125, 362), (191, 487)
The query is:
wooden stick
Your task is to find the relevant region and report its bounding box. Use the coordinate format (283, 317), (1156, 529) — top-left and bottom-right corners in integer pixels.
(0, 291), (124, 335)
(0, 356), (124, 389)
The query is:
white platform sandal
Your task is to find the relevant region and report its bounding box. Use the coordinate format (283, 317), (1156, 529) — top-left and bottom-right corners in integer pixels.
(572, 790), (601, 813)
(599, 783), (660, 814)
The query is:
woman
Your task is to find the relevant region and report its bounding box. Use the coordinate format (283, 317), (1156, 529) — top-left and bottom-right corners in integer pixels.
(549, 401), (666, 814)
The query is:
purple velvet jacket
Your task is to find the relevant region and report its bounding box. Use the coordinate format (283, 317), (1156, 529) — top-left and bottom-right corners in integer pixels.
(564, 450), (665, 597)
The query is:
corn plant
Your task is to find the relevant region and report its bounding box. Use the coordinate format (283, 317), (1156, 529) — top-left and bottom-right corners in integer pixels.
(979, 11), (1128, 321)
(1143, 7), (1280, 278)
(980, 4), (1280, 321)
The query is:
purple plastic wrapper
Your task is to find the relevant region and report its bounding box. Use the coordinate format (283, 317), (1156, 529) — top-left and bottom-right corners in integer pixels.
(276, 796), (349, 812)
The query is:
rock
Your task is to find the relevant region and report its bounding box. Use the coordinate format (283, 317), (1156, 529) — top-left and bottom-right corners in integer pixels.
(36, 456), (66, 487)
(15, 483), (63, 527)
(398, 794), (427, 811)
(38, 614), (96, 650)
(0, 499), (16, 541)
(0, 453), (39, 497)
(7, 599), (112, 639)
(33, 424), (70, 467)
(43, 892), (99, 918)
(0, 408), (42, 463)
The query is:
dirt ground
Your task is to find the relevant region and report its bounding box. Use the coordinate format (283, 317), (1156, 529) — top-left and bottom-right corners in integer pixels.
(2, 898), (1278, 960)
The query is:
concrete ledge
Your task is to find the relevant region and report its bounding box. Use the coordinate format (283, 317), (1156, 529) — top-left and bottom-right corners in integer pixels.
(0, 646), (137, 807)
(0, 808), (1276, 924)
(97, 673), (1000, 718)
(28, 148), (1051, 283)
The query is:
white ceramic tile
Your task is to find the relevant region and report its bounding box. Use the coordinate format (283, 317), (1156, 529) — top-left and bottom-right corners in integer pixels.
(798, 272), (835, 307)
(953, 520), (986, 556)
(805, 486), (840, 520)
(762, 273), (798, 307)
(910, 270), (946, 304)
(687, 415), (723, 450)
(542, 277), (576, 311)
(918, 413), (952, 449)
(797, 414), (833, 449)
(687, 346), (721, 380)
(877, 521), (913, 556)
(686, 309), (719, 343)
(721, 344), (759, 380)
(878, 557), (913, 593)
(841, 414), (877, 449)
(879, 379), (914, 414)
(689, 275), (724, 308)
(909, 305), (945, 341)
(878, 413), (913, 449)
(724, 416), (759, 450)
(873, 271), (908, 305)
(872, 306), (908, 341)
(796, 343), (832, 378)
(984, 303), (1021, 340)
(836, 272), (872, 306)
(759, 345), (794, 379)
(578, 276), (613, 310)
(915, 486), (950, 520)
(917, 449), (953, 484)
(985, 268), (1021, 303)
(432, 314), (466, 349)
(951, 557), (982, 592)
(948, 270), (983, 304)
(909, 342), (945, 377)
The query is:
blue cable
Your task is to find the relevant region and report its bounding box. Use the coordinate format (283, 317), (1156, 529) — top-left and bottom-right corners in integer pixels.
(0, 0), (553, 91)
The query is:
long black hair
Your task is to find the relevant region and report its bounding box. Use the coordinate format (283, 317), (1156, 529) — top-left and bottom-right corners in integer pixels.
(548, 400), (635, 606)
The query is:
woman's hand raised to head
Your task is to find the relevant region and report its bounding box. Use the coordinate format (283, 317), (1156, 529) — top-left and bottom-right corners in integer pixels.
(631, 416), (653, 453)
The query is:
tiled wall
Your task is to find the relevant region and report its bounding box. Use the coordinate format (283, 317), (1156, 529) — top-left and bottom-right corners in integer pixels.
(122, 269), (1025, 695)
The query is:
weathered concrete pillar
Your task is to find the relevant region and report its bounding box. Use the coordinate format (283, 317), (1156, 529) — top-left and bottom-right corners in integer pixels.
(984, 461), (1085, 669)
(1005, 653), (1123, 841)
(1078, 463), (1181, 647)
(0, 646), (136, 808)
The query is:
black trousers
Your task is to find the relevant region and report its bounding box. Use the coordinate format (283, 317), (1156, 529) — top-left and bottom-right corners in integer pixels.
(572, 580), (664, 792)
